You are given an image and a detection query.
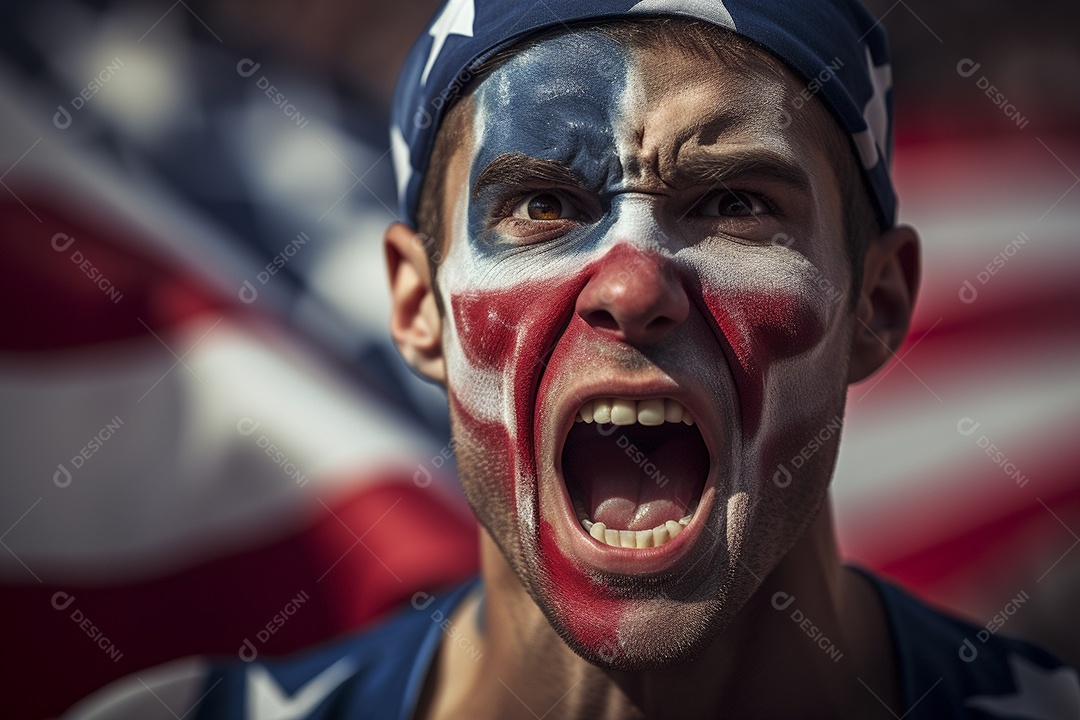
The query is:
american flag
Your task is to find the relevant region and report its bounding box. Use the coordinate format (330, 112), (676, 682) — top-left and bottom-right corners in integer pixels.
(0, 1), (1077, 718)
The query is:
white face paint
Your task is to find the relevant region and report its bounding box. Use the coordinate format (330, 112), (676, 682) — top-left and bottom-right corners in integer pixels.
(434, 28), (857, 669)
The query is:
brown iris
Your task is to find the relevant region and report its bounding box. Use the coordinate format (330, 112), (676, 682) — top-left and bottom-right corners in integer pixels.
(526, 193), (564, 220)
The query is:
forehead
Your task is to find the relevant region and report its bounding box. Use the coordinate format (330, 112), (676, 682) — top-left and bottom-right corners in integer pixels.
(463, 27), (829, 184)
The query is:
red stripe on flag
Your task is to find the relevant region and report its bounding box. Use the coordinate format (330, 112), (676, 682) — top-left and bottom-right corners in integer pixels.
(844, 445), (1080, 608)
(1, 195), (231, 351)
(1, 476), (478, 719)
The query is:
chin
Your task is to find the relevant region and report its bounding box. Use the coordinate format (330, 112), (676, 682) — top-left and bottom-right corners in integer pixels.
(540, 567), (754, 671)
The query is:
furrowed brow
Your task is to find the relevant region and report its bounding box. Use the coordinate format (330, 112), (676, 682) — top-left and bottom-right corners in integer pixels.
(673, 148), (812, 193)
(472, 152), (586, 199)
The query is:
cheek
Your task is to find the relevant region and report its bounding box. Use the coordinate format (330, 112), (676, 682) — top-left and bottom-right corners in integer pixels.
(448, 389), (516, 511)
(700, 284), (829, 438)
(446, 272), (588, 498)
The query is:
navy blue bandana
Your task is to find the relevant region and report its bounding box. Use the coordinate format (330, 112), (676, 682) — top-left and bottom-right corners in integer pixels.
(390, 0), (896, 230)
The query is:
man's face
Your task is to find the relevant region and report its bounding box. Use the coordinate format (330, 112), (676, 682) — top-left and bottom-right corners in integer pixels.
(434, 29), (856, 668)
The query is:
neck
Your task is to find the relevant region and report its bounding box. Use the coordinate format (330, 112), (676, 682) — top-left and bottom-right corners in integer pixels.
(422, 501), (901, 720)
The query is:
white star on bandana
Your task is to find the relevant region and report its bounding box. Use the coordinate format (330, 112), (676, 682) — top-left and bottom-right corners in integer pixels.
(629, 0), (735, 30)
(852, 44), (891, 170)
(390, 124), (412, 209)
(420, 0), (475, 85)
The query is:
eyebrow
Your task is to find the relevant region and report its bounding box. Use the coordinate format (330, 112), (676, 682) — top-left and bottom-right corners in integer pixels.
(472, 152), (586, 199)
(669, 147), (812, 194)
(471, 147), (813, 200)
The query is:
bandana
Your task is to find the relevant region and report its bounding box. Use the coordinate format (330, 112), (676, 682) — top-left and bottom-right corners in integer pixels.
(390, 0), (896, 230)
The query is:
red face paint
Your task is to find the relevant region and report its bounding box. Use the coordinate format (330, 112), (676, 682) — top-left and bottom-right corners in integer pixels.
(444, 230), (846, 660)
(446, 270), (587, 515)
(538, 521), (626, 660)
(699, 285), (828, 436)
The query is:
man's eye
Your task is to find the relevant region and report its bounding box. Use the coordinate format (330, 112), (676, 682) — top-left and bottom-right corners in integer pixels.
(512, 192), (579, 221)
(695, 191), (769, 217)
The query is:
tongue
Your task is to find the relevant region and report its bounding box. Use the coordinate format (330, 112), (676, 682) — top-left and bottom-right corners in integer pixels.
(565, 426), (704, 532)
(593, 496), (687, 532)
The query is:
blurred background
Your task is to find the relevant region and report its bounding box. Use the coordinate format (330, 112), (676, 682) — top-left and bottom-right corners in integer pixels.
(839, 0), (1080, 672)
(0, 0), (1077, 717)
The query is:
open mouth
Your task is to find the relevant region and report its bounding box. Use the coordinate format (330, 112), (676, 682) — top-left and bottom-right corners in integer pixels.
(562, 398), (710, 549)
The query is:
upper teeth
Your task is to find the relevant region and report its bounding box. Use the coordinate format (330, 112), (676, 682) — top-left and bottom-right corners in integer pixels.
(575, 397), (694, 426)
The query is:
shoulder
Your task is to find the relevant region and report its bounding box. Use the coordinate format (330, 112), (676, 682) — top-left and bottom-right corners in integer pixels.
(62, 579), (480, 720)
(859, 569), (1080, 719)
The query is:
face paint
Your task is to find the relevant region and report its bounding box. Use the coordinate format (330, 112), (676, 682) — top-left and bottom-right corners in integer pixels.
(436, 30), (855, 668)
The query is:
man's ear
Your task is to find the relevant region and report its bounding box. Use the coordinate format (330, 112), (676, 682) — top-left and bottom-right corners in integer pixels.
(385, 222), (446, 384)
(848, 224), (920, 384)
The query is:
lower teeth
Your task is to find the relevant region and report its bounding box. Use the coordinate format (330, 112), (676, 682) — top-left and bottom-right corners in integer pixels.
(579, 514), (692, 548)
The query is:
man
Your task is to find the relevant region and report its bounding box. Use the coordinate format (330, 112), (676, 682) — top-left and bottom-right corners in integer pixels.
(67, 0), (1078, 718)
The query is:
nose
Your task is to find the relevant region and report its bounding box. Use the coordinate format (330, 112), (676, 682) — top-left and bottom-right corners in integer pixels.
(575, 244), (689, 346)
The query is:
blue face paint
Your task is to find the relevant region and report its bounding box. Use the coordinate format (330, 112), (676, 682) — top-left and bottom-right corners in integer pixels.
(467, 32), (633, 257)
